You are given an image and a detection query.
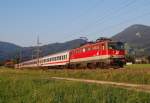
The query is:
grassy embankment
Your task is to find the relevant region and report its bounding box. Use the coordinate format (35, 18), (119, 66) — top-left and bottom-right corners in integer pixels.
(0, 64), (150, 103)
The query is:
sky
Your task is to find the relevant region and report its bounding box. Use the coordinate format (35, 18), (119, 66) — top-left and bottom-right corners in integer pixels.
(0, 0), (150, 46)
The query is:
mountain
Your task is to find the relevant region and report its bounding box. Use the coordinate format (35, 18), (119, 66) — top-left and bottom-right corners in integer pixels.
(0, 39), (87, 61)
(112, 24), (150, 56)
(0, 41), (22, 61)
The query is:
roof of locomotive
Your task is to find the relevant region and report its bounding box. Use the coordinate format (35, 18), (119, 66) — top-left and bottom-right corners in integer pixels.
(71, 38), (123, 51)
(71, 40), (110, 50)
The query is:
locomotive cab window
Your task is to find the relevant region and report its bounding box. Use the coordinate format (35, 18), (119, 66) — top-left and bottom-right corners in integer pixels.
(108, 42), (124, 50)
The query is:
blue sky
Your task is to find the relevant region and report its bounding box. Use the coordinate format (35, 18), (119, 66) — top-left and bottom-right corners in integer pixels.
(0, 0), (150, 46)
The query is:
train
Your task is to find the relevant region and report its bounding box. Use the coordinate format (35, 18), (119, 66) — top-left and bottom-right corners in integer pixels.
(15, 38), (126, 69)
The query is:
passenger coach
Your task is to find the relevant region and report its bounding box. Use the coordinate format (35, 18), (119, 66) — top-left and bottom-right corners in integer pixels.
(39, 51), (69, 67)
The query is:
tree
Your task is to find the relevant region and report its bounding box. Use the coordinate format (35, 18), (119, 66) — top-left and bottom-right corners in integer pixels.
(125, 55), (135, 63)
(0, 61), (4, 66)
(147, 56), (150, 63)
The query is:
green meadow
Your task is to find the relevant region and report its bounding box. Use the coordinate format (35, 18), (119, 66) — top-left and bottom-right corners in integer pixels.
(0, 64), (150, 103)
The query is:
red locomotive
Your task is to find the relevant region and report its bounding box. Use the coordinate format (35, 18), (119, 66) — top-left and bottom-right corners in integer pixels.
(15, 38), (126, 69)
(70, 38), (125, 69)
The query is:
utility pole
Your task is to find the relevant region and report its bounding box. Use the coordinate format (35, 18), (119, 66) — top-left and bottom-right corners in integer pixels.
(36, 35), (41, 67)
(19, 49), (22, 63)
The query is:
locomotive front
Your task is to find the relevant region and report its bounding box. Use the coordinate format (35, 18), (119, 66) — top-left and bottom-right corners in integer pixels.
(107, 41), (126, 67)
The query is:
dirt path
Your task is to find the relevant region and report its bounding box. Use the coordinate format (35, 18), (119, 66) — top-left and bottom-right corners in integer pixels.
(51, 77), (150, 93)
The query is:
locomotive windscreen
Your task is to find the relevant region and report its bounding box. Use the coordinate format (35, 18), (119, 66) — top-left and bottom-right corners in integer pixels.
(108, 42), (124, 50)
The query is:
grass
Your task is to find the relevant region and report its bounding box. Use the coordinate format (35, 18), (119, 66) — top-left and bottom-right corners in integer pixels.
(0, 64), (150, 103)
(0, 71), (150, 103)
(1, 64), (150, 85)
(125, 64), (150, 69)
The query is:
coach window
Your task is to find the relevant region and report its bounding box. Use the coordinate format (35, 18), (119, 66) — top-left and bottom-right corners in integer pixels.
(55, 57), (58, 61)
(55, 57), (57, 60)
(65, 55), (66, 59)
(64, 55), (65, 59)
(64, 55), (66, 59)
